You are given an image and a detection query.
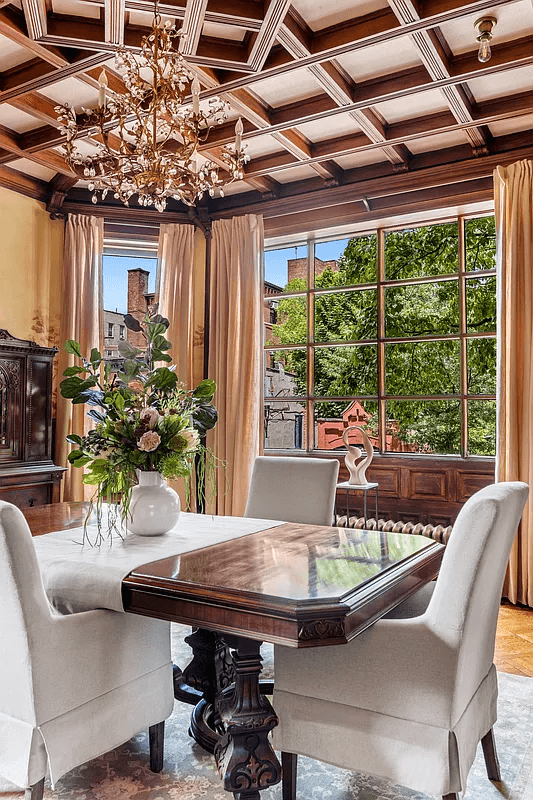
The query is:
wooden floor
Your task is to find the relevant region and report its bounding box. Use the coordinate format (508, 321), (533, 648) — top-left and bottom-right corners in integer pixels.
(496, 602), (533, 676)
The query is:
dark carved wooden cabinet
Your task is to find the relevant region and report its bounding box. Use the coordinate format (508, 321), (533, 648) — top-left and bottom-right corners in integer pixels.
(0, 330), (64, 508)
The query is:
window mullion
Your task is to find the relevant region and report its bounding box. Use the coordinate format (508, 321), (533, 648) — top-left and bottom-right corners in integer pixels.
(378, 229), (386, 454)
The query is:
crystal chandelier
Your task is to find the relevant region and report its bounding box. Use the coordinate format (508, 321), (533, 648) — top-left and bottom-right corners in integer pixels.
(55, 1), (249, 211)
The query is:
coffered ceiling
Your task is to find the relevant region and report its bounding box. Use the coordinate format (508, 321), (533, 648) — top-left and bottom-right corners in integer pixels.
(0, 0), (532, 232)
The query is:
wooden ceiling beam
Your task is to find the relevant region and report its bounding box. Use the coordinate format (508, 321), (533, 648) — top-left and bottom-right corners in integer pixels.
(21, 0), (47, 40)
(79, 0), (264, 30)
(246, 0), (292, 71)
(199, 38), (533, 148)
(387, 0), (489, 152)
(0, 162), (47, 200)
(7, 90), (62, 127)
(0, 124), (73, 176)
(0, 7), (67, 67)
(105, 0), (125, 45)
(198, 0), (519, 98)
(279, 13), (409, 169)
(178, 0), (208, 56)
(189, 65), (340, 184)
(211, 135), (533, 219)
(0, 52), (111, 103)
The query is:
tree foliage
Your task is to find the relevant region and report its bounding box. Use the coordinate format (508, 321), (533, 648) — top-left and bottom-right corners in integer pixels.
(271, 217), (496, 455)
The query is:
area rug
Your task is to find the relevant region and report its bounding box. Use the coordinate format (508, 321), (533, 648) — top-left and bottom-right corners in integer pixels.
(2, 623), (533, 800)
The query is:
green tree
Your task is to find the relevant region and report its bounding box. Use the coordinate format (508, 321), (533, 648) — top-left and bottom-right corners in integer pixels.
(271, 217), (496, 455)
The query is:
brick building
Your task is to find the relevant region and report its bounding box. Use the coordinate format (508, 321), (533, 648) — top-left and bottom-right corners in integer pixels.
(102, 267), (155, 361)
(286, 256), (338, 283)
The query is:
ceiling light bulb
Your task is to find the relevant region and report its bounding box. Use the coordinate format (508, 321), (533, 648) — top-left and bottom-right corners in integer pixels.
(478, 37), (491, 63)
(474, 17), (496, 64)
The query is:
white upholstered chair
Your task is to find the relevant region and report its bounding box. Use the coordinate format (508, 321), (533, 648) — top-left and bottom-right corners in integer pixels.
(0, 501), (175, 800)
(272, 481), (529, 800)
(244, 456), (339, 526)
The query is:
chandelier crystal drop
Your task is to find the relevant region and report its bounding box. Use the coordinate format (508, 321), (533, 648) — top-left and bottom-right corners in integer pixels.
(55, 2), (249, 211)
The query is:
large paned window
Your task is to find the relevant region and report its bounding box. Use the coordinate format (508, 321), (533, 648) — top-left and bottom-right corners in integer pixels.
(263, 215), (496, 457)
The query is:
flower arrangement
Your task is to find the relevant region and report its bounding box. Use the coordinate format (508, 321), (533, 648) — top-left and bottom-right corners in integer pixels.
(60, 309), (219, 540)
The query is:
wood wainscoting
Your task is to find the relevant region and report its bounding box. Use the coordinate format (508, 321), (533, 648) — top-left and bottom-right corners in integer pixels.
(266, 452), (495, 528)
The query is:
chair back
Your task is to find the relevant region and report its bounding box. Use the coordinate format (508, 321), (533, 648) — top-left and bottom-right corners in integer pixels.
(244, 456), (339, 526)
(0, 502), (52, 722)
(426, 481), (528, 711)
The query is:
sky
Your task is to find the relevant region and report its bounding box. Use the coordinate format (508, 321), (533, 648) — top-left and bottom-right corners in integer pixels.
(264, 238), (350, 288)
(103, 255), (158, 313)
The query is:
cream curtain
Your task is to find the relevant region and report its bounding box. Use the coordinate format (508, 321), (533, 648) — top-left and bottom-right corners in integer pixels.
(157, 223), (195, 389)
(56, 215), (103, 502)
(495, 159), (533, 605)
(208, 215), (264, 516)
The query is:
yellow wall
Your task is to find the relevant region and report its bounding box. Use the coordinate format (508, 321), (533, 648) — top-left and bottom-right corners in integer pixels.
(0, 187), (64, 350)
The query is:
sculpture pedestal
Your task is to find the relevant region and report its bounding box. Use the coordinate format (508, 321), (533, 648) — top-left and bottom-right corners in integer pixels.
(337, 481), (379, 527)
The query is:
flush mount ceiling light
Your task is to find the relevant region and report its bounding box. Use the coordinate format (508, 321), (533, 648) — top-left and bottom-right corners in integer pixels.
(55, 0), (248, 212)
(474, 16), (497, 63)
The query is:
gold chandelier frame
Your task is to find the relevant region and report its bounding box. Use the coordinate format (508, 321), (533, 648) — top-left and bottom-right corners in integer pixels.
(55, 2), (248, 211)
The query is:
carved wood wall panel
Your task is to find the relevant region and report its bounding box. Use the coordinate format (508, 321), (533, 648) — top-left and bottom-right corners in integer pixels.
(0, 331), (64, 508)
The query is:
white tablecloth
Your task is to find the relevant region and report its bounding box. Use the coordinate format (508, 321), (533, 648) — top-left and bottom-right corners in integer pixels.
(33, 512), (282, 614)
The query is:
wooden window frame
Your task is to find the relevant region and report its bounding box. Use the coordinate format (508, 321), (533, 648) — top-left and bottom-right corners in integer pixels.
(263, 212), (496, 459)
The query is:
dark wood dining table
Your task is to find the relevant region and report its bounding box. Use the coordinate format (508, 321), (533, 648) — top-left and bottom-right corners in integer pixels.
(24, 502), (445, 800)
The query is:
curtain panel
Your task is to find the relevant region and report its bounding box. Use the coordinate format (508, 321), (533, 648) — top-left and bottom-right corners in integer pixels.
(208, 214), (264, 516)
(56, 215), (103, 502)
(495, 159), (533, 605)
(157, 223), (195, 389)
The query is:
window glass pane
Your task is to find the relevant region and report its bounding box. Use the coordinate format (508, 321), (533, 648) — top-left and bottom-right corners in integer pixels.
(264, 244), (307, 293)
(264, 400), (306, 450)
(385, 222), (458, 279)
(314, 289), (377, 343)
(315, 235), (377, 287)
(314, 345), (378, 397)
(314, 400), (379, 451)
(102, 254), (157, 313)
(265, 295), (307, 345)
(386, 400), (461, 454)
(468, 400), (496, 456)
(465, 216), (496, 271)
(466, 276), (496, 332)
(467, 338), (496, 394)
(264, 350), (306, 398)
(385, 281), (459, 337)
(386, 341), (460, 395)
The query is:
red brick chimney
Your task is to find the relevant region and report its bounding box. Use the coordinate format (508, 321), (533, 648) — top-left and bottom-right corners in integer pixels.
(127, 268), (150, 348)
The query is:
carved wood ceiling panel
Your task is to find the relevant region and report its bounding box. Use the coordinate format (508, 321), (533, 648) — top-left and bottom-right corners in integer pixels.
(0, 0), (531, 229)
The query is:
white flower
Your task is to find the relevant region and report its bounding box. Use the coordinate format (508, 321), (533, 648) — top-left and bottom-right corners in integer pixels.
(181, 427), (199, 452)
(140, 406), (160, 429)
(138, 431), (161, 452)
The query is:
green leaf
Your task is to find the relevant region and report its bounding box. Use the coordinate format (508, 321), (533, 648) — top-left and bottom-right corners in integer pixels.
(147, 322), (166, 339)
(66, 434), (83, 445)
(123, 314), (142, 332)
(146, 367), (178, 390)
(193, 379), (216, 399)
(64, 340), (82, 357)
(150, 314), (170, 329)
(63, 365), (85, 377)
(90, 347), (101, 365)
(118, 340), (140, 358)
(67, 449), (84, 463)
(82, 473), (105, 485)
(60, 376), (94, 399)
(115, 393), (125, 411)
(192, 403), (218, 433)
(152, 350), (172, 363)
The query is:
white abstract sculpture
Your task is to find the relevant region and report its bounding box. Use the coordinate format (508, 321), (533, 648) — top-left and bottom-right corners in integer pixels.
(343, 425), (375, 485)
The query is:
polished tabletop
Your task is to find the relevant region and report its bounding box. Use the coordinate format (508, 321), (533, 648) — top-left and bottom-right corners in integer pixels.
(24, 502), (444, 648)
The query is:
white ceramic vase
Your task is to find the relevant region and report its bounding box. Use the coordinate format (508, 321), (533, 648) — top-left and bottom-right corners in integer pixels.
(127, 470), (181, 536)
